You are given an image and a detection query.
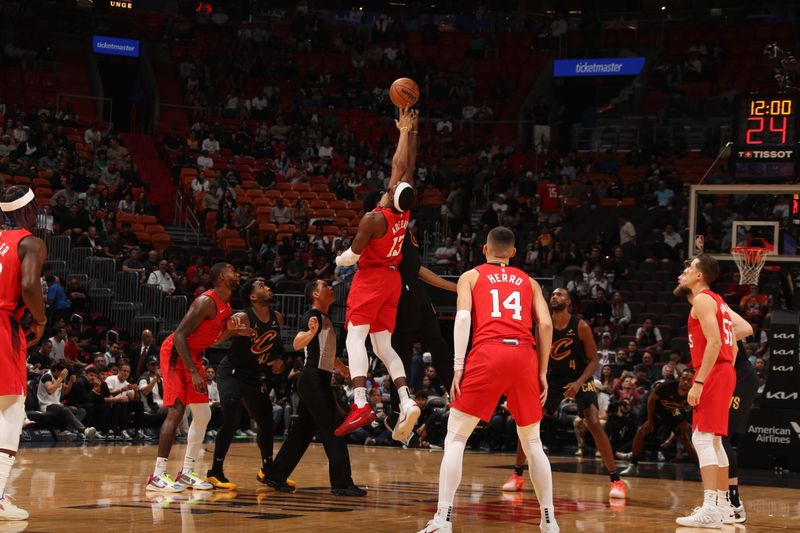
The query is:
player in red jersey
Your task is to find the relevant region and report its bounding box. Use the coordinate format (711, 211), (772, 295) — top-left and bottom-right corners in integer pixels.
(673, 255), (737, 528)
(418, 227), (559, 533)
(334, 108), (423, 441)
(147, 263), (253, 493)
(0, 186), (47, 520)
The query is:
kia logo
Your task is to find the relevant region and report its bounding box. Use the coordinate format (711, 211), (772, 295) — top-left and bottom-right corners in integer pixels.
(773, 349), (796, 356)
(766, 391), (800, 400)
(774, 333), (797, 339)
(773, 366), (795, 372)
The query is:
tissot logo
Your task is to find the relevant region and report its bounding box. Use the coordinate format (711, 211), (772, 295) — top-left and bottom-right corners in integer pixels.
(774, 333), (796, 339)
(765, 391), (799, 401)
(738, 150), (794, 159)
(772, 349), (796, 356)
(773, 365), (795, 372)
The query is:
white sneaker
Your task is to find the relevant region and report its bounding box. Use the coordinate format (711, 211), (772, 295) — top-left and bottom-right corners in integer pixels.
(176, 471), (213, 490)
(121, 430), (133, 441)
(718, 502), (735, 525)
(731, 502), (746, 523)
(675, 506), (723, 528)
(540, 507), (559, 532)
(0, 497), (28, 520)
(56, 430), (76, 442)
(417, 516), (452, 533)
(392, 400), (421, 443)
(245, 429), (257, 437)
(146, 473), (186, 493)
(83, 427), (97, 441)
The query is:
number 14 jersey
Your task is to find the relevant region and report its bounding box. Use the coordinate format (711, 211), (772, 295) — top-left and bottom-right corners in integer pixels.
(471, 263), (535, 349)
(687, 289), (734, 369)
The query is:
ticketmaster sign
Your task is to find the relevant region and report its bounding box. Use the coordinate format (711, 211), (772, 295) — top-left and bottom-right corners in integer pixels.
(553, 57), (645, 77)
(92, 35), (140, 58)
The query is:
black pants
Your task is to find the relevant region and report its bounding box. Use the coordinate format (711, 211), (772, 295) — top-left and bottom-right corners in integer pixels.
(390, 279), (453, 413)
(267, 367), (353, 489)
(109, 401), (144, 432)
(212, 363), (275, 472)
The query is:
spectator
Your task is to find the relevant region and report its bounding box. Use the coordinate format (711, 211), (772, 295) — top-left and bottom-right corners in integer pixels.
(639, 351), (661, 383)
(635, 319), (664, 355)
(83, 123), (102, 146)
(77, 226), (105, 256)
(434, 236), (457, 268)
(28, 340), (54, 373)
(532, 98), (551, 154)
(588, 265), (612, 298)
(609, 291), (632, 331)
(201, 133), (220, 154)
(48, 328), (68, 363)
(663, 224), (683, 252)
(596, 332), (616, 378)
(122, 247), (148, 281)
(654, 180), (675, 208)
(584, 287), (612, 321)
(618, 215), (637, 257)
(191, 172), (211, 194)
(536, 175), (562, 224)
(104, 343), (122, 366)
(37, 362), (97, 440)
(138, 357), (166, 417)
(45, 275), (71, 319)
(148, 260), (177, 295)
(197, 150), (214, 170)
(271, 197), (292, 224)
(740, 285), (770, 323)
(291, 199), (311, 228)
(105, 363), (143, 440)
(130, 329), (159, 377)
(566, 271), (590, 301)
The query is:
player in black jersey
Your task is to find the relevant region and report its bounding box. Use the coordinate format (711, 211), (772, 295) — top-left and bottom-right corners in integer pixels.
(621, 369), (697, 476)
(503, 288), (627, 501)
(721, 340), (757, 522)
(206, 277), (285, 491)
(262, 279), (366, 496)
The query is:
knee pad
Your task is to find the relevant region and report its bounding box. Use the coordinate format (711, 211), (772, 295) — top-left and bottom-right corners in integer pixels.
(713, 436), (729, 468)
(692, 431), (718, 468)
(446, 408), (479, 443)
(370, 331), (406, 380)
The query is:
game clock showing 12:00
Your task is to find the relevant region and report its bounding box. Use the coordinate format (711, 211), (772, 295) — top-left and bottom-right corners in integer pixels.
(733, 95), (798, 178)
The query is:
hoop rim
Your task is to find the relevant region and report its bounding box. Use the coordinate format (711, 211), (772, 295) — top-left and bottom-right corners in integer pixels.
(730, 246), (770, 258)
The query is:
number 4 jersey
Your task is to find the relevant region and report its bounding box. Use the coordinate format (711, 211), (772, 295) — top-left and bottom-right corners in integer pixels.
(687, 289), (734, 369)
(470, 263), (535, 349)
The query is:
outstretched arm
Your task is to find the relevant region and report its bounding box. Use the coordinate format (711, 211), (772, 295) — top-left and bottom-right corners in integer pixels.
(418, 266), (457, 292)
(404, 110), (420, 185)
(386, 108), (415, 191)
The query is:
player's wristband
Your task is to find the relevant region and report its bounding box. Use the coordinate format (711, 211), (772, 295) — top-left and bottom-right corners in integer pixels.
(35, 318), (47, 325)
(694, 380), (704, 385)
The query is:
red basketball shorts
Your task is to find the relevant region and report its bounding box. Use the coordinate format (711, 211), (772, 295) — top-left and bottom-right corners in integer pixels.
(693, 362), (735, 436)
(159, 337), (207, 407)
(452, 342), (542, 427)
(345, 267), (401, 333)
(0, 313), (28, 396)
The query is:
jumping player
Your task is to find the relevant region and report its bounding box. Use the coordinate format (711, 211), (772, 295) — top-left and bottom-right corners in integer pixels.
(334, 108), (420, 441)
(0, 186), (47, 520)
(147, 263), (251, 492)
(673, 255), (737, 528)
(418, 227), (559, 533)
(502, 288), (626, 500)
(206, 278), (285, 491)
(621, 369), (697, 475)
(673, 275), (754, 525)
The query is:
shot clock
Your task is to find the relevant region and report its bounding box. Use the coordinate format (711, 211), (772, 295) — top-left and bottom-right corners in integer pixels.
(732, 94), (798, 179)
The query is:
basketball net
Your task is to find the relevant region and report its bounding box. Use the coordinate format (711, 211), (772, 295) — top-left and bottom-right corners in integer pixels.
(731, 247), (768, 285)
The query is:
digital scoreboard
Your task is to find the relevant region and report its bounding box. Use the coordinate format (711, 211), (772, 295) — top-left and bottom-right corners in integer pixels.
(732, 95), (798, 179)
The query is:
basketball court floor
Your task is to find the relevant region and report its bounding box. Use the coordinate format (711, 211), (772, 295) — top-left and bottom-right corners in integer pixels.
(5, 442), (798, 532)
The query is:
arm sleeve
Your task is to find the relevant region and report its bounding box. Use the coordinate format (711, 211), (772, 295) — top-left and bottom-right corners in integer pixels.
(453, 309), (472, 371)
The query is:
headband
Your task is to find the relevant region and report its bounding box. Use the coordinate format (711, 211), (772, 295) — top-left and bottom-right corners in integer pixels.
(0, 189), (34, 212)
(394, 182), (413, 212)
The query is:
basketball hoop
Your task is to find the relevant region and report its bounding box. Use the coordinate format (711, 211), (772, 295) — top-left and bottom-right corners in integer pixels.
(731, 247), (768, 285)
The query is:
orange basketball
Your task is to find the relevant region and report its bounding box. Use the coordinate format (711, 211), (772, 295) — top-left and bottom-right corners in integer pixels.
(389, 77), (420, 108)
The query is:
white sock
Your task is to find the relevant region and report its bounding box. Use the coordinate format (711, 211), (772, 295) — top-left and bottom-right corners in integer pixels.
(703, 489), (717, 508)
(398, 386), (411, 405)
(354, 387), (367, 408)
(541, 505), (556, 524)
(717, 490), (729, 506)
(0, 453), (14, 499)
(154, 457), (168, 477)
(182, 455), (195, 474)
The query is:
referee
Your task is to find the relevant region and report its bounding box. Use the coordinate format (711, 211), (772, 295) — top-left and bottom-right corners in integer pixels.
(262, 279), (365, 496)
(206, 277), (285, 490)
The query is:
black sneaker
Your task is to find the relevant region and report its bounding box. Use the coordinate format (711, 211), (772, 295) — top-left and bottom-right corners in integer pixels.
(331, 485), (367, 497)
(257, 474), (295, 493)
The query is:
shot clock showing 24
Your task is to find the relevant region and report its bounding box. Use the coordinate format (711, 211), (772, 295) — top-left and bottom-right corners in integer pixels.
(732, 94), (798, 179)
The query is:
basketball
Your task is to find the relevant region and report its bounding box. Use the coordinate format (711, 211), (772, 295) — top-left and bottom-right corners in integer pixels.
(389, 78), (419, 108)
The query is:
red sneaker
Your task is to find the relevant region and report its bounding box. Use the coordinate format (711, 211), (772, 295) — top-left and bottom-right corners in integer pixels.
(334, 404), (376, 437)
(609, 480), (627, 500)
